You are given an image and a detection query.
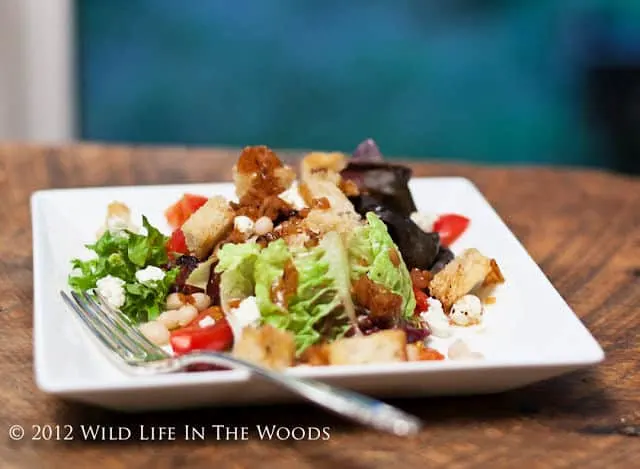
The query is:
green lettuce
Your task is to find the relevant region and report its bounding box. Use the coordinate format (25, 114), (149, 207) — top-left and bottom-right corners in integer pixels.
(185, 257), (216, 291)
(68, 216), (179, 323)
(214, 242), (262, 312)
(255, 235), (356, 354)
(348, 212), (416, 317)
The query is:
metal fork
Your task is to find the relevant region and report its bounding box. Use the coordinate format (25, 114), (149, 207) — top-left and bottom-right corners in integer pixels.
(60, 290), (423, 436)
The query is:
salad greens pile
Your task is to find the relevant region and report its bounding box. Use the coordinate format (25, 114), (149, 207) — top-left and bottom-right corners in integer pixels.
(348, 212), (416, 317)
(69, 216), (179, 323)
(214, 213), (415, 354)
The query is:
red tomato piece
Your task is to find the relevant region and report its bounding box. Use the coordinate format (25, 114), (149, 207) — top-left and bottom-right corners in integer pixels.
(414, 287), (429, 314)
(186, 306), (225, 329)
(170, 318), (234, 355)
(165, 194), (208, 230)
(433, 214), (470, 246)
(181, 194), (208, 216)
(166, 228), (188, 256)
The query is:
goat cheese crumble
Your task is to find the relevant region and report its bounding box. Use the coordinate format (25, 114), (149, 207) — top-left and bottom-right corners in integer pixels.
(450, 294), (483, 326)
(420, 297), (453, 338)
(96, 275), (126, 309)
(227, 296), (260, 339)
(134, 266), (166, 284)
(233, 215), (255, 235)
(198, 315), (216, 328)
(278, 181), (307, 210)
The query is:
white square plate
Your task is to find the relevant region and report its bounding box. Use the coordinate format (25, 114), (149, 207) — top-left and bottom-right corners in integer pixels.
(31, 178), (604, 411)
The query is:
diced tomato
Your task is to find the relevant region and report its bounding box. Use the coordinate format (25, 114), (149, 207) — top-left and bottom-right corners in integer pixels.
(166, 228), (188, 256)
(165, 194), (208, 230)
(170, 317), (234, 355)
(433, 214), (470, 247)
(414, 287), (429, 315)
(165, 203), (185, 231)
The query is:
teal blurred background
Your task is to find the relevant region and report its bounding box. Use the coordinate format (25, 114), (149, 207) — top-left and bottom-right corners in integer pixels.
(76, 1), (640, 173)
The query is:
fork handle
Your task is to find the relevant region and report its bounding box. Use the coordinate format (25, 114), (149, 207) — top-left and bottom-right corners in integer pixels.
(141, 351), (422, 436)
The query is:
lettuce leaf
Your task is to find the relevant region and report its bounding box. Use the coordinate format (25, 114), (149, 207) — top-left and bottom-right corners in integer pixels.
(254, 239), (291, 319)
(255, 235), (356, 354)
(185, 257), (216, 291)
(68, 216), (178, 323)
(348, 212), (416, 317)
(214, 242), (262, 312)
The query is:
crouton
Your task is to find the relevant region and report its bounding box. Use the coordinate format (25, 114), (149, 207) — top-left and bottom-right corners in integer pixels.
(299, 175), (357, 215)
(300, 152), (347, 180)
(232, 325), (296, 370)
(106, 201), (131, 219)
(233, 146), (295, 201)
(326, 330), (407, 365)
(181, 196), (234, 259)
(96, 201), (139, 238)
(429, 248), (503, 311)
(301, 208), (362, 241)
(299, 344), (330, 366)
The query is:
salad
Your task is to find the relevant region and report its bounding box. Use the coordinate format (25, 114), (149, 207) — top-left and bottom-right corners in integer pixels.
(68, 139), (504, 369)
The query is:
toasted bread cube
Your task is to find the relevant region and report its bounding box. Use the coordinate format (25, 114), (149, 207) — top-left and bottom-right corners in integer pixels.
(299, 175), (358, 215)
(181, 196), (234, 259)
(301, 152), (347, 180)
(405, 343), (421, 361)
(232, 325), (296, 370)
(299, 344), (330, 366)
(233, 165), (296, 200)
(429, 248), (500, 311)
(106, 201), (131, 219)
(301, 208), (362, 241)
(327, 330), (407, 365)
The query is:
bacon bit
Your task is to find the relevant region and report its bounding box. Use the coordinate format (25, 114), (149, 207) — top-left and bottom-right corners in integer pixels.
(352, 276), (402, 320)
(256, 231), (280, 248)
(298, 208), (311, 218)
(311, 197), (331, 210)
(231, 203), (261, 221)
(271, 259), (298, 309)
(225, 229), (247, 244)
(410, 268), (432, 290)
(236, 145), (283, 174)
(304, 233), (320, 248)
(484, 259), (505, 286)
(338, 178), (360, 197)
(227, 299), (242, 310)
(236, 146), (291, 206)
(388, 248), (401, 267)
(204, 305), (225, 321)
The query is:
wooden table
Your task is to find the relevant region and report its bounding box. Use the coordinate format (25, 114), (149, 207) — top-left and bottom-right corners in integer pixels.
(0, 143), (638, 469)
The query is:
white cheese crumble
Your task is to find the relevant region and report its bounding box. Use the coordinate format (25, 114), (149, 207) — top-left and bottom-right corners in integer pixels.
(135, 266), (166, 284)
(198, 315), (216, 328)
(410, 211), (438, 233)
(450, 294), (483, 326)
(420, 297), (453, 338)
(233, 215), (255, 235)
(96, 275), (126, 309)
(226, 296), (260, 340)
(278, 181), (307, 210)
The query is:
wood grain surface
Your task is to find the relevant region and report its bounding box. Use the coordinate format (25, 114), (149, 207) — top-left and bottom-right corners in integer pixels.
(0, 143), (638, 469)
